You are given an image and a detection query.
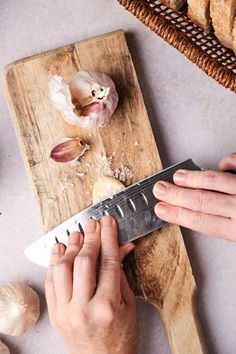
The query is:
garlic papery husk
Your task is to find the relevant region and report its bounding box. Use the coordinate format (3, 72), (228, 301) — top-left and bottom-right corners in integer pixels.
(50, 137), (89, 163)
(0, 341), (10, 354)
(0, 282), (40, 336)
(49, 71), (118, 128)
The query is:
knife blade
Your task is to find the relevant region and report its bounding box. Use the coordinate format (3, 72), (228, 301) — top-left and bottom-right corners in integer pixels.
(24, 159), (201, 267)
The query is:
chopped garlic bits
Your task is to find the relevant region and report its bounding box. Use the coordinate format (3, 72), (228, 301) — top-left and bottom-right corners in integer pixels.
(49, 71), (118, 128)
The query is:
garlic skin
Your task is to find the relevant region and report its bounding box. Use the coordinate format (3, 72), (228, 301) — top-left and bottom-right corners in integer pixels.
(0, 341), (10, 354)
(50, 137), (89, 163)
(0, 283), (40, 336)
(49, 71), (118, 128)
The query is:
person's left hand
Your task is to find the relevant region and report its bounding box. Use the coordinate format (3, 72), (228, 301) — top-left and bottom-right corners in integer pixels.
(153, 153), (236, 242)
(45, 216), (138, 354)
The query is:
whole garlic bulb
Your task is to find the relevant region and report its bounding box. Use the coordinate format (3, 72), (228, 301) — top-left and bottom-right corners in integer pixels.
(0, 282), (40, 336)
(0, 341), (10, 354)
(49, 70), (118, 128)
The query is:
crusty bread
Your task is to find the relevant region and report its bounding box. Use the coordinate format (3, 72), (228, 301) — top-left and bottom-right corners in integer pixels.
(160, 0), (186, 11)
(210, 0), (236, 50)
(233, 17), (236, 55)
(188, 0), (211, 31)
(233, 18), (236, 55)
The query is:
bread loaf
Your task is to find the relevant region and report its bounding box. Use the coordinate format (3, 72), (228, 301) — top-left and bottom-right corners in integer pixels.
(188, 0), (211, 31)
(210, 0), (236, 50)
(160, 0), (186, 11)
(233, 18), (236, 54)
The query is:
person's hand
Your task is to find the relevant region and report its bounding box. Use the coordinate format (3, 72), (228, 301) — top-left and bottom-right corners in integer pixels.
(153, 153), (236, 242)
(45, 216), (138, 354)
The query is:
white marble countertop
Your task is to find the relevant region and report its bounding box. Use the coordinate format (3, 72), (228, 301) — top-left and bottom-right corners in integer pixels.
(1, 1), (236, 353)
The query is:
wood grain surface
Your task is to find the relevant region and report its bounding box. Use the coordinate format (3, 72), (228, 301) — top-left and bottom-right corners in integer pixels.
(2, 30), (208, 354)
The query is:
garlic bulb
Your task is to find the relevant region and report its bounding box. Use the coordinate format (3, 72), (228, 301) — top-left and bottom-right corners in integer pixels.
(49, 71), (118, 128)
(0, 341), (10, 354)
(93, 176), (125, 204)
(0, 282), (40, 336)
(50, 137), (89, 163)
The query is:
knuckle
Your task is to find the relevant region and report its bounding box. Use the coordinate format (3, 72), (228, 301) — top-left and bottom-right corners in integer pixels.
(202, 171), (217, 188)
(174, 206), (183, 223)
(54, 259), (71, 273)
(70, 309), (88, 329)
(75, 252), (94, 268)
(195, 191), (206, 211)
(171, 186), (182, 204)
(84, 240), (99, 250)
(100, 256), (120, 270)
(101, 299), (117, 324)
(191, 211), (206, 229)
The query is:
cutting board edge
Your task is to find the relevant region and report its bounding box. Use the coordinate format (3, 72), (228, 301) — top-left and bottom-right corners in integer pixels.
(2, 29), (125, 74)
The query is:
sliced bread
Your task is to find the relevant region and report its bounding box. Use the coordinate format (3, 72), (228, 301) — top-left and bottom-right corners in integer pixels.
(160, 0), (187, 11)
(210, 0), (236, 50)
(188, 0), (211, 31)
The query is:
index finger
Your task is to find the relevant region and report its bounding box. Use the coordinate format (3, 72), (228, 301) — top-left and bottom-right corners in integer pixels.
(96, 216), (121, 303)
(173, 170), (236, 195)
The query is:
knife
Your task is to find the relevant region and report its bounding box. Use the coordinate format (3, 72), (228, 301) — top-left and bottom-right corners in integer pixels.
(24, 159), (201, 267)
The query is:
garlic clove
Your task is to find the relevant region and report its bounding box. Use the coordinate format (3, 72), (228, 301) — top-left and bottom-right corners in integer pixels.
(50, 137), (89, 163)
(0, 341), (10, 354)
(49, 70), (118, 128)
(93, 176), (125, 204)
(0, 282), (40, 336)
(80, 102), (103, 116)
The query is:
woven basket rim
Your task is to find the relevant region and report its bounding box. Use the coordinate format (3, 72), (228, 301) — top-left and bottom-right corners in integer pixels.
(117, 0), (236, 93)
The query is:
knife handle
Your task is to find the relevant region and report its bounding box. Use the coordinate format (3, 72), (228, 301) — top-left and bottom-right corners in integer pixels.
(159, 288), (209, 354)
(124, 224), (209, 354)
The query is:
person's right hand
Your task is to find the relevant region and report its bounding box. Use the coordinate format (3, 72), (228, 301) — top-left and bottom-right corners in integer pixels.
(153, 153), (236, 242)
(45, 216), (138, 354)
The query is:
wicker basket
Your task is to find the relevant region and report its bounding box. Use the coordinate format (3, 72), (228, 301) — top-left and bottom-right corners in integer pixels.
(117, 0), (236, 93)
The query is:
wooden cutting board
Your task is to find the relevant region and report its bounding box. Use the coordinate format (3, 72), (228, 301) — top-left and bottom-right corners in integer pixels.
(2, 30), (208, 354)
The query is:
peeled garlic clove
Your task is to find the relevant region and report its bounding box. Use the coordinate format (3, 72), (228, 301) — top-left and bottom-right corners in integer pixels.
(50, 137), (89, 163)
(0, 282), (40, 336)
(49, 70), (118, 128)
(93, 176), (125, 204)
(0, 341), (10, 354)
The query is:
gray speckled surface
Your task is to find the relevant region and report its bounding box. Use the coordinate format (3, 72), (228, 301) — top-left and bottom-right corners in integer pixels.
(1, 1), (236, 353)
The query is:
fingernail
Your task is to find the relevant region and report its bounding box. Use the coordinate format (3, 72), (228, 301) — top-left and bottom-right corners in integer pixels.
(85, 219), (97, 233)
(53, 243), (61, 254)
(102, 215), (114, 226)
(155, 203), (167, 216)
(174, 170), (187, 184)
(153, 182), (168, 197)
(69, 232), (81, 245)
